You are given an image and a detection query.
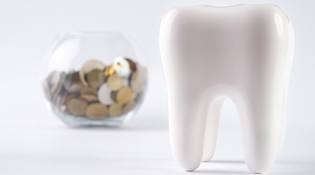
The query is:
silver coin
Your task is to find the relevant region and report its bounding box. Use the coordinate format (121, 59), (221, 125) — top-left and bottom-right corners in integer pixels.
(97, 84), (114, 105)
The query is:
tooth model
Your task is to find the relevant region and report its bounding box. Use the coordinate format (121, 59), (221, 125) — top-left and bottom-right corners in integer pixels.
(159, 4), (294, 173)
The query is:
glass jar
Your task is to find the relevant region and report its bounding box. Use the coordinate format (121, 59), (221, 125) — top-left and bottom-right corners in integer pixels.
(42, 31), (147, 127)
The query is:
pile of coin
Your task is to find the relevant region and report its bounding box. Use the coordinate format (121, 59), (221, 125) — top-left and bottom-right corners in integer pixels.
(43, 57), (147, 120)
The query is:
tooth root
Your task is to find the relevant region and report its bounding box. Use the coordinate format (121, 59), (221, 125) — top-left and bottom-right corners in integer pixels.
(202, 98), (224, 162)
(241, 89), (286, 173)
(169, 91), (209, 171)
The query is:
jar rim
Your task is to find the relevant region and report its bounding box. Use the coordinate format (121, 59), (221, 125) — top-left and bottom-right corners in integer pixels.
(58, 30), (127, 37)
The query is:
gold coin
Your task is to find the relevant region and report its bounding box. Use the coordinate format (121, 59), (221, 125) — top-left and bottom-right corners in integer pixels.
(109, 103), (123, 116)
(62, 93), (76, 105)
(66, 98), (88, 116)
(107, 74), (125, 91)
(85, 103), (108, 119)
(86, 69), (104, 89)
(80, 94), (98, 103)
(80, 86), (97, 95)
(123, 102), (135, 114)
(104, 65), (116, 77)
(79, 59), (105, 86)
(116, 87), (135, 105)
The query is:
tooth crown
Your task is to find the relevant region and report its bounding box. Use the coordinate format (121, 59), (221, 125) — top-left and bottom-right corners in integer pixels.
(160, 4), (294, 173)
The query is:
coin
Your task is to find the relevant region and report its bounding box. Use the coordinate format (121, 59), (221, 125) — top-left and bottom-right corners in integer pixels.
(54, 94), (67, 110)
(110, 90), (117, 102)
(98, 84), (114, 105)
(116, 87), (135, 105)
(85, 103), (108, 119)
(52, 95), (68, 113)
(80, 86), (97, 95)
(123, 102), (135, 114)
(62, 93), (76, 105)
(80, 94), (98, 103)
(79, 59), (105, 86)
(109, 103), (122, 116)
(130, 69), (139, 81)
(113, 57), (132, 78)
(107, 74), (125, 91)
(44, 58), (146, 121)
(63, 71), (82, 93)
(104, 65), (116, 77)
(47, 71), (64, 93)
(125, 58), (137, 72)
(66, 98), (88, 116)
(44, 71), (65, 101)
(86, 69), (104, 89)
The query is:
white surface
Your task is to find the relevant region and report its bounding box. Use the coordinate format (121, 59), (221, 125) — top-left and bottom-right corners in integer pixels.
(0, 124), (314, 175)
(0, 0), (314, 174)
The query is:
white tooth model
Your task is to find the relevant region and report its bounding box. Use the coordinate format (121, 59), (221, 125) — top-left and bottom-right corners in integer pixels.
(159, 4), (294, 173)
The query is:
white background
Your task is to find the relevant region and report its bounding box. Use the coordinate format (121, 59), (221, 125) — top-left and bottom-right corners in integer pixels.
(0, 0), (314, 174)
